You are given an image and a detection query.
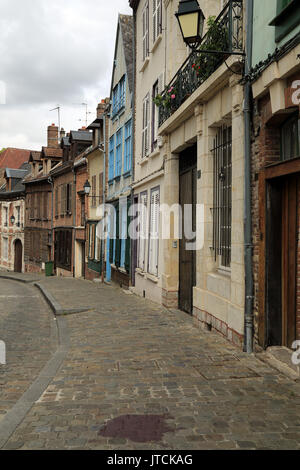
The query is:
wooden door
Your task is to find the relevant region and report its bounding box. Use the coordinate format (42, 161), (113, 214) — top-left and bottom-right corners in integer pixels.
(281, 175), (298, 348)
(14, 240), (22, 273)
(179, 149), (197, 314)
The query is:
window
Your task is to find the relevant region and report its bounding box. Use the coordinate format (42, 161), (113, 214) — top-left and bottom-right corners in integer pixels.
(120, 200), (128, 268)
(16, 206), (21, 227)
(153, 0), (162, 43)
(270, 0), (300, 43)
(109, 135), (115, 181)
(43, 193), (48, 220)
(80, 195), (85, 227)
(124, 119), (132, 173)
(3, 206), (8, 227)
(138, 192), (148, 270)
(142, 93), (150, 158)
(66, 184), (72, 214)
(142, 2), (149, 62)
(99, 173), (104, 205)
(148, 187), (160, 276)
(55, 188), (58, 217)
(115, 128), (123, 177)
(281, 113), (300, 161)
(211, 125), (232, 269)
(91, 175), (97, 208)
(2, 237), (8, 260)
(152, 81), (159, 151)
(112, 75), (126, 118)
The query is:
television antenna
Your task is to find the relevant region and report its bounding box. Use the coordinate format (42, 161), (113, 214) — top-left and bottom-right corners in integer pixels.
(49, 105), (61, 131)
(74, 102), (93, 127)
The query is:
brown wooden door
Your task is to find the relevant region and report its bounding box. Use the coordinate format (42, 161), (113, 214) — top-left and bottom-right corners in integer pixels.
(179, 162), (197, 314)
(281, 175), (298, 348)
(14, 240), (22, 273)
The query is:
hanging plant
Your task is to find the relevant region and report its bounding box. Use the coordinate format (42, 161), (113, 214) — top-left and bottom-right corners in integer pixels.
(154, 85), (178, 109)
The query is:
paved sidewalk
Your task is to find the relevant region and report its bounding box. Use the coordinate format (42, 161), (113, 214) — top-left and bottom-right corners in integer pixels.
(1, 275), (300, 450)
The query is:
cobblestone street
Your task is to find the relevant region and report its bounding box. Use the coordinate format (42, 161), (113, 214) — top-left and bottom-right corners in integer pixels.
(1, 275), (300, 450)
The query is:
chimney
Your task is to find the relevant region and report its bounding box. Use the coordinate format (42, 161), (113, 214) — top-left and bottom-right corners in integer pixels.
(47, 124), (59, 148)
(97, 99), (106, 118)
(60, 128), (66, 139)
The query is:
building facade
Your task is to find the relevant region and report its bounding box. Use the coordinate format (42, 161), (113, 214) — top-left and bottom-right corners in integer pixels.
(130, 0), (246, 347)
(0, 166), (31, 272)
(106, 14), (133, 288)
(250, 0), (300, 349)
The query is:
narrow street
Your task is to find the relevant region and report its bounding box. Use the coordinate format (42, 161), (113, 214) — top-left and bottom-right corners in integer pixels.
(0, 275), (300, 450)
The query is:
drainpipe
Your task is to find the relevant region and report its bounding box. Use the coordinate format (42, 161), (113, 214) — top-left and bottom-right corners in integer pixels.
(244, 0), (254, 353)
(47, 175), (54, 264)
(130, 8), (137, 287)
(101, 112), (106, 283)
(72, 164), (76, 278)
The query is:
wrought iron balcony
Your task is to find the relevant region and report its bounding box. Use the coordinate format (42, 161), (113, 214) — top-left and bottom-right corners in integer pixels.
(158, 0), (244, 127)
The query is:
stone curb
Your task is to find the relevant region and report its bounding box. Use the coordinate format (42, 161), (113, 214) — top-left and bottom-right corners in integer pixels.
(33, 282), (91, 316)
(0, 274), (40, 284)
(0, 289), (70, 449)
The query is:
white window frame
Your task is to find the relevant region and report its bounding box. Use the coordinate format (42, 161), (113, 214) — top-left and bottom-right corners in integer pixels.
(142, 1), (149, 62)
(142, 93), (150, 158)
(138, 192), (148, 271)
(2, 237), (8, 261)
(153, 0), (162, 44)
(148, 187), (160, 276)
(3, 206), (8, 227)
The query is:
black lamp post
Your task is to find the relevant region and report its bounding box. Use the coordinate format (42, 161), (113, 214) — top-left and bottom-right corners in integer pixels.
(84, 180), (91, 196)
(175, 0), (205, 51)
(10, 215), (15, 225)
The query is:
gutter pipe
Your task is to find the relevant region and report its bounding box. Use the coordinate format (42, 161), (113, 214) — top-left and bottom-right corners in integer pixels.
(244, 0), (254, 353)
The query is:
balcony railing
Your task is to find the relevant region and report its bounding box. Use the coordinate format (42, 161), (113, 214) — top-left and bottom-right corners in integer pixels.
(158, 0), (244, 127)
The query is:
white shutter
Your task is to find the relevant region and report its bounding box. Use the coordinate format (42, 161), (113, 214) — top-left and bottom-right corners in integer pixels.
(138, 193), (147, 270)
(148, 188), (160, 276)
(142, 93), (150, 158)
(158, 72), (164, 94)
(143, 2), (149, 61)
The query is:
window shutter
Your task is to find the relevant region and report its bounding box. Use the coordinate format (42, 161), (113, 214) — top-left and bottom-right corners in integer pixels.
(115, 202), (121, 268)
(148, 188), (160, 276)
(143, 3), (149, 61)
(158, 72), (164, 94)
(138, 193), (147, 270)
(145, 95), (150, 156)
(125, 198), (131, 273)
(153, 0), (157, 43)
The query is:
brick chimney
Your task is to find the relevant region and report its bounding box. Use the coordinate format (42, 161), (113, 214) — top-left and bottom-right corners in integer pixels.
(97, 99), (106, 118)
(47, 124), (59, 148)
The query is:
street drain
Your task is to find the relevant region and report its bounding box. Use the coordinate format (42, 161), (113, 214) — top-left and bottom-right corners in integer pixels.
(98, 414), (174, 443)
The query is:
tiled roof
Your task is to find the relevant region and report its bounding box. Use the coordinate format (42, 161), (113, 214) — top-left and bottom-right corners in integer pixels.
(119, 15), (134, 94)
(69, 131), (93, 142)
(0, 148), (32, 169)
(29, 150), (42, 162)
(41, 147), (63, 158)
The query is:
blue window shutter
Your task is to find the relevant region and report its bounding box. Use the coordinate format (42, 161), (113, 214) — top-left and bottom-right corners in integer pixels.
(109, 136), (115, 180)
(116, 128), (123, 177)
(124, 120), (132, 173)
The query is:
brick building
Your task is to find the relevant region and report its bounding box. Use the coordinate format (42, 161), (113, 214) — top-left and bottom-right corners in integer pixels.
(24, 125), (63, 273)
(250, 1), (300, 349)
(0, 164), (31, 272)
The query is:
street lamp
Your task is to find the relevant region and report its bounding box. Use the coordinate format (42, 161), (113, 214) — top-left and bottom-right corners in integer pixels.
(84, 180), (91, 196)
(10, 215), (15, 225)
(175, 0), (205, 51)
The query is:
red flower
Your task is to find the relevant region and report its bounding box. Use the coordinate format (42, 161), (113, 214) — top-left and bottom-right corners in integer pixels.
(192, 64), (195, 68)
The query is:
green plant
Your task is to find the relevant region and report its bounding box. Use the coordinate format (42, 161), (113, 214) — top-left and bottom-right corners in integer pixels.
(154, 85), (177, 109)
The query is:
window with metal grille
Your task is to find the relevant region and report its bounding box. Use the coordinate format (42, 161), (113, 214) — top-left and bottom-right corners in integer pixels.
(211, 125), (232, 268)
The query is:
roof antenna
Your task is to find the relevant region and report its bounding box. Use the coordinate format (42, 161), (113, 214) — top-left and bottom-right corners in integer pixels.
(78, 102), (92, 127)
(50, 105), (61, 131)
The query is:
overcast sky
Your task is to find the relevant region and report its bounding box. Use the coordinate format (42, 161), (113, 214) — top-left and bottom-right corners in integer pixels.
(0, 0), (132, 150)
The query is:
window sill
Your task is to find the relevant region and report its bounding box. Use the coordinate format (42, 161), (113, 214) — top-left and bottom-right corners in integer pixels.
(151, 34), (162, 54)
(149, 149), (160, 159)
(139, 157), (148, 166)
(139, 57), (149, 73)
(114, 176), (121, 182)
(146, 273), (159, 283)
(136, 268), (146, 277)
(123, 170), (132, 179)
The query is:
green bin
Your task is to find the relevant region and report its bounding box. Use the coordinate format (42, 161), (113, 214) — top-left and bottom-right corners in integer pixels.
(45, 261), (54, 277)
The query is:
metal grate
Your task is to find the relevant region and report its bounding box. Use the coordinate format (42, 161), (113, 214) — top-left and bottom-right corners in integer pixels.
(211, 125), (232, 268)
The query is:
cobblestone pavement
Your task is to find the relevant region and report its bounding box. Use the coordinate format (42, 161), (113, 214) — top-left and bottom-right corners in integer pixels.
(0, 280), (56, 422)
(1, 276), (300, 450)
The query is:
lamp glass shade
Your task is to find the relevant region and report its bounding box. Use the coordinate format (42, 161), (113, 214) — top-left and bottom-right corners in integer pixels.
(84, 180), (91, 195)
(176, 0), (205, 47)
(10, 215), (15, 225)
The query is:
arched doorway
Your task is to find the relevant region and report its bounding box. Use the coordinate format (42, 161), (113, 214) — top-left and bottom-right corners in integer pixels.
(14, 239), (23, 273)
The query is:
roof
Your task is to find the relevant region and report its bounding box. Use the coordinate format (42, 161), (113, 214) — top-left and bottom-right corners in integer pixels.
(4, 168), (28, 179)
(29, 150), (42, 162)
(0, 148), (32, 170)
(87, 118), (103, 130)
(41, 147), (63, 159)
(129, 0), (139, 10)
(69, 130), (93, 142)
(119, 15), (134, 94)
(61, 136), (70, 148)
